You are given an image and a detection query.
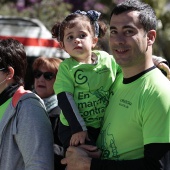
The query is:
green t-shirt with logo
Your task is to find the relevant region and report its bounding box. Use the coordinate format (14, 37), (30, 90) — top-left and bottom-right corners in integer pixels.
(97, 68), (170, 160)
(54, 50), (119, 128)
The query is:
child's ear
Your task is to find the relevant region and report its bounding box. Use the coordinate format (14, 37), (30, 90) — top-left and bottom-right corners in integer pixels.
(59, 42), (64, 49)
(92, 37), (98, 48)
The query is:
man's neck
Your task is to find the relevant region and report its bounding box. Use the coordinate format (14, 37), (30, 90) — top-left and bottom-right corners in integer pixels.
(122, 58), (154, 78)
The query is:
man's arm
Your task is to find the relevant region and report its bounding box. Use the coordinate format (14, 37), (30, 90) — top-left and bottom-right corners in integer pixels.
(62, 143), (170, 170)
(91, 143), (170, 170)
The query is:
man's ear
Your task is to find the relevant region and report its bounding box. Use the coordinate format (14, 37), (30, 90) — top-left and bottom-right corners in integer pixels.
(147, 30), (156, 46)
(92, 37), (98, 48)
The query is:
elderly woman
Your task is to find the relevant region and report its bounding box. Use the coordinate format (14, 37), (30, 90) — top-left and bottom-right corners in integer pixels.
(0, 38), (54, 170)
(32, 56), (65, 170)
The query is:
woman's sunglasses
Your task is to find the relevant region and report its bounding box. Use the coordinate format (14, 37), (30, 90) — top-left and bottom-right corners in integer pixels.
(33, 70), (55, 81)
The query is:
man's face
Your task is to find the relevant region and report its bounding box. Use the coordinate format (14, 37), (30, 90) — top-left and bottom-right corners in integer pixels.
(109, 10), (149, 68)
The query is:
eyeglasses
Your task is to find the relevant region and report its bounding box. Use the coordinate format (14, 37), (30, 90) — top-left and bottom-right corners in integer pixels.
(33, 70), (55, 81)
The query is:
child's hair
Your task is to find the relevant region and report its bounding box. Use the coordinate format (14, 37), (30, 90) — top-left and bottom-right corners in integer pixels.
(51, 10), (108, 43)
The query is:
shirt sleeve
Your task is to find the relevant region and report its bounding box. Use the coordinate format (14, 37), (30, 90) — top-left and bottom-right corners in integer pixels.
(91, 143), (170, 170)
(15, 97), (54, 170)
(58, 92), (87, 134)
(54, 61), (75, 95)
(152, 55), (169, 66)
(152, 55), (169, 76)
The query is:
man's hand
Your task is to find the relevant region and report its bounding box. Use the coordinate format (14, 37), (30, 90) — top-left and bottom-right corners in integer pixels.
(79, 144), (101, 158)
(61, 146), (92, 170)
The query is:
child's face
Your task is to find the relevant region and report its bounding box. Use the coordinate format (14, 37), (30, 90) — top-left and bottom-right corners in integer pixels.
(62, 20), (98, 62)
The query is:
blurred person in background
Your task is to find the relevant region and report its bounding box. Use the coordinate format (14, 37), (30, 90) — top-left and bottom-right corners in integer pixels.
(32, 56), (65, 170)
(0, 38), (54, 170)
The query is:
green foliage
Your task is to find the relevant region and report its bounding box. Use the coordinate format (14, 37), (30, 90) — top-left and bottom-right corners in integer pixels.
(0, 0), (72, 30)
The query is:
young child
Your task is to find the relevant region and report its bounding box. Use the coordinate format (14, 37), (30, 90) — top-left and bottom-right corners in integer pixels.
(51, 10), (120, 149)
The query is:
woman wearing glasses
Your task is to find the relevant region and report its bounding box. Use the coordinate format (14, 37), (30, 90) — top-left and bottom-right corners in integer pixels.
(0, 38), (54, 170)
(32, 56), (65, 170)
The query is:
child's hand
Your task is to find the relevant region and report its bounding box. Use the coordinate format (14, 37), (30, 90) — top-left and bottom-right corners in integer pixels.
(70, 131), (90, 146)
(157, 62), (170, 80)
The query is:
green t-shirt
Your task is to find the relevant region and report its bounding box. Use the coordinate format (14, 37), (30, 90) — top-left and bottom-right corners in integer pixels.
(97, 68), (170, 160)
(0, 98), (12, 120)
(54, 50), (119, 128)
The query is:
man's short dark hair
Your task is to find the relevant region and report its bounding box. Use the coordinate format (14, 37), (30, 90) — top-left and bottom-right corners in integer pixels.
(110, 0), (157, 32)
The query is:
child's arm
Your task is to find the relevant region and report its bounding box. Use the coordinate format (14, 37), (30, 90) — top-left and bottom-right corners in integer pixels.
(70, 131), (90, 146)
(152, 55), (168, 66)
(152, 55), (170, 79)
(58, 92), (88, 146)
